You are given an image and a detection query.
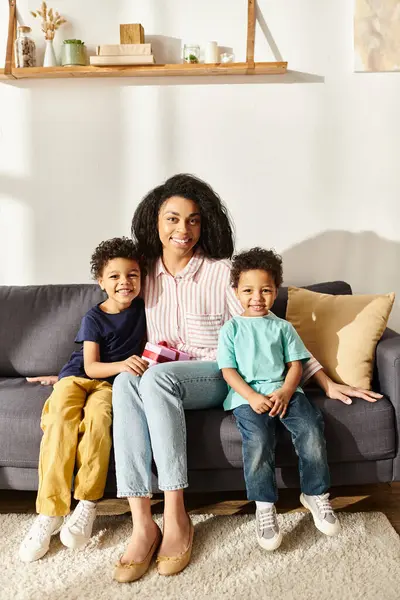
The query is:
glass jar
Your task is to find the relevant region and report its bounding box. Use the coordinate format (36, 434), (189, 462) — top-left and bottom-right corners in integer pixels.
(220, 52), (235, 64)
(15, 26), (36, 68)
(183, 44), (200, 64)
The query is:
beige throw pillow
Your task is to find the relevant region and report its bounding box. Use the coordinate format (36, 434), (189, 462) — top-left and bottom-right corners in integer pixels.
(286, 287), (395, 389)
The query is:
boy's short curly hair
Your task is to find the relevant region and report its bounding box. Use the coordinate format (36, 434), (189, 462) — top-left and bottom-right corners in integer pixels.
(231, 247), (283, 288)
(90, 237), (141, 280)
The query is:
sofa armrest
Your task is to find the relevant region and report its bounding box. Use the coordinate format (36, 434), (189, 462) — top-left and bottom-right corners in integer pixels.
(375, 328), (400, 481)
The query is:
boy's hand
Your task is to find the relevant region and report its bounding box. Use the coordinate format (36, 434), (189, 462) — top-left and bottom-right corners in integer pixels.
(248, 392), (274, 415)
(120, 355), (149, 377)
(26, 376), (58, 386)
(268, 388), (291, 418)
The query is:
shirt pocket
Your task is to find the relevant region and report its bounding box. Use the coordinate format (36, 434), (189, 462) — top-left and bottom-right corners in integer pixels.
(186, 313), (223, 349)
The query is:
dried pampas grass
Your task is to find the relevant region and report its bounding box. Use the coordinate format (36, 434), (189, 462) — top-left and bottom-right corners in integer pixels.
(31, 1), (67, 41)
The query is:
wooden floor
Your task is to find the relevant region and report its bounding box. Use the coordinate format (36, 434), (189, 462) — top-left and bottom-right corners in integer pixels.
(1, 483), (399, 534)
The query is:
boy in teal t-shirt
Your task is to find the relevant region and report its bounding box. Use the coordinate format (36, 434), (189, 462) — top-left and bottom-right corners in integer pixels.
(217, 247), (340, 551)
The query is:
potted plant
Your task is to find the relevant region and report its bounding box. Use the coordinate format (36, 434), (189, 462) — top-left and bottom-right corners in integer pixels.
(61, 39), (86, 66)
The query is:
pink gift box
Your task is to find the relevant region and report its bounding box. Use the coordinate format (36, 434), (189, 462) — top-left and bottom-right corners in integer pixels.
(142, 341), (192, 367)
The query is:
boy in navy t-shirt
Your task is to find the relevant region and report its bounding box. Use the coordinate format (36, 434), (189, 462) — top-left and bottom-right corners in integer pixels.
(19, 237), (148, 563)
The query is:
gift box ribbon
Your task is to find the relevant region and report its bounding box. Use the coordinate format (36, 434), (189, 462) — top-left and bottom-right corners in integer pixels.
(158, 341), (181, 360)
(142, 349), (176, 363)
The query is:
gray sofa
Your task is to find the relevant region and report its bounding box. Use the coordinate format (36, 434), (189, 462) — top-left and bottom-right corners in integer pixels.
(1, 281), (399, 494)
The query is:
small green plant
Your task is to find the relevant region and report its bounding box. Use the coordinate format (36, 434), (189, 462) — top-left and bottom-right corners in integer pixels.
(188, 54), (199, 64)
(63, 39), (84, 45)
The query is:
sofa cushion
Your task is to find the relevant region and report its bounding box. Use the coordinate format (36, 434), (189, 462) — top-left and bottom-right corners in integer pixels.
(0, 281), (351, 377)
(185, 389), (396, 470)
(286, 287), (395, 389)
(0, 285), (105, 377)
(2, 379), (395, 472)
(0, 378), (48, 468)
(272, 280), (352, 320)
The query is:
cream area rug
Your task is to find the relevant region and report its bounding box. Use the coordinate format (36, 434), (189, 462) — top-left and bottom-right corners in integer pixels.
(1, 512), (400, 600)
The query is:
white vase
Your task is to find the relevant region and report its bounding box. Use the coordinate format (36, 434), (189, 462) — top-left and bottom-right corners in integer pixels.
(43, 39), (57, 67)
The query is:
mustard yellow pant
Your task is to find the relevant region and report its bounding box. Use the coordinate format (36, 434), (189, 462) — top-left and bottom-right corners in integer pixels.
(37, 376), (112, 516)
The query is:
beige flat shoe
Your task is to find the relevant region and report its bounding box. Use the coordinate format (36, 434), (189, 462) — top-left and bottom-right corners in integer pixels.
(113, 526), (162, 583)
(156, 518), (194, 576)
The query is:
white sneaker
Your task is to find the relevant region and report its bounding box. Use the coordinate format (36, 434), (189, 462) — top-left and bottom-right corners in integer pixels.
(19, 514), (64, 562)
(60, 500), (97, 549)
(300, 493), (341, 536)
(255, 505), (282, 551)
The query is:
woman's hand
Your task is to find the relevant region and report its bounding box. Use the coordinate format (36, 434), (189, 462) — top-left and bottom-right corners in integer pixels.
(120, 355), (149, 377)
(325, 380), (383, 405)
(26, 376), (58, 386)
(312, 369), (383, 405)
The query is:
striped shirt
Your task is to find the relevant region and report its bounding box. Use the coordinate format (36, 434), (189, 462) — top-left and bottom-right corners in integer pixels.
(143, 250), (322, 383)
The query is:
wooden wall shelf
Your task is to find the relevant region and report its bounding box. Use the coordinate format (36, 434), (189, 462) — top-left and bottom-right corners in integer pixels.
(0, 61), (287, 81)
(2, 1), (287, 82)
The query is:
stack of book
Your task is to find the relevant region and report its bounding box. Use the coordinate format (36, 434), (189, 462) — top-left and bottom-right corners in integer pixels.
(90, 44), (155, 66)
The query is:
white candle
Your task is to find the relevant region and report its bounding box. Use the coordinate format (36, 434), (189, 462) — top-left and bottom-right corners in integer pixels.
(204, 41), (219, 63)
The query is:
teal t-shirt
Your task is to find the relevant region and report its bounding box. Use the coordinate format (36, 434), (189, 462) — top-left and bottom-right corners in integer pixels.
(217, 312), (311, 411)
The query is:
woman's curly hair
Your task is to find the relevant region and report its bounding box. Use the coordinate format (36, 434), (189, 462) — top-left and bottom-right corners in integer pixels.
(90, 237), (142, 279)
(230, 247), (283, 288)
(131, 174), (235, 265)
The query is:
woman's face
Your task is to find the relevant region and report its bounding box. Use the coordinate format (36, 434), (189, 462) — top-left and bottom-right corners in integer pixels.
(158, 196), (201, 258)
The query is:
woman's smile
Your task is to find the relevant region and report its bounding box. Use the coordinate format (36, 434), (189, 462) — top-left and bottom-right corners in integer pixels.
(158, 195), (201, 259)
(170, 236), (192, 247)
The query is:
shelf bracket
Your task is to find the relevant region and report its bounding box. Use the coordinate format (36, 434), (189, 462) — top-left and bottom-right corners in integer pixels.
(246, 0), (256, 69)
(5, 0), (17, 78)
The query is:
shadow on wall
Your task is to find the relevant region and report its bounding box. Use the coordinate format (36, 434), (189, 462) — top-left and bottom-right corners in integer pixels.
(281, 230), (400, 332)
(0, 80), (124, 285)
(146, 35), (182, 63)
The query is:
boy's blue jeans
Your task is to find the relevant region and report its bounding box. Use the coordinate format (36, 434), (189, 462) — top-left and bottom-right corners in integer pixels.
(233, 392), (330, 503)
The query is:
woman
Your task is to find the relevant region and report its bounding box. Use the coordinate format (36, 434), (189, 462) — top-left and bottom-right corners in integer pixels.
(109, 174), (382, 582)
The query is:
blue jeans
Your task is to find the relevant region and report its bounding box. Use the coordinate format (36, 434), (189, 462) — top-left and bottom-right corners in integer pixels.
(112, 361), (228, 497)
(233, 392), (330, 503)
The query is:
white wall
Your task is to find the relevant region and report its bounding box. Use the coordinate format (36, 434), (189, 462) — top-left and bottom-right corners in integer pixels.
(1, 1), (400, 330)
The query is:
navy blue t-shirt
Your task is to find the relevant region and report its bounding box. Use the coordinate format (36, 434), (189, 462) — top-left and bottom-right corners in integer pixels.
(58, 297), (146, 384)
